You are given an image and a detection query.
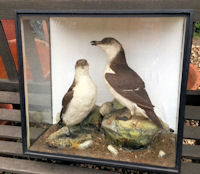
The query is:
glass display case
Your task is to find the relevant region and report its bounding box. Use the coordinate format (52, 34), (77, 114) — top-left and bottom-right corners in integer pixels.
(16, 10), (193, 173)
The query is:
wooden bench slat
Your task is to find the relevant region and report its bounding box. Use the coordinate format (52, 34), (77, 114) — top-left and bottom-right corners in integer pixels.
(185, 106), (200, 120)
(0, 79), (51, 94)
(181, 162), (200, 174)
(183, 126), (200, 139)
(0, 125), (21, 139)
(0, 140), (23, 156)
(0, 125), (49, 141)
(182, 145), (200, 159)
(0, 91), (51, 109)
(0, 79), (19, 92)
(0, 109), (21, 122)
(0, 156), (112, 174)
(0, 91), (20, 104)
(0, 108), (51, 123)
(187, 90), (200, 95)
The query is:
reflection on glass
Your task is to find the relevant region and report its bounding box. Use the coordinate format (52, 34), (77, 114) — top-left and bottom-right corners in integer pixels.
(21, 17), (51, 146)
(20, 16), (187, 168)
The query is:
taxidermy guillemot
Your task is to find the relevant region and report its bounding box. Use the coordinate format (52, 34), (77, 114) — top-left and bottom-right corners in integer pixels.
(91, 37), (163, 128)
(60, 59), (97, 127)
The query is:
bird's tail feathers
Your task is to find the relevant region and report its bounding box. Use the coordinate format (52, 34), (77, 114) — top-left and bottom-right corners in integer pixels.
(145, 109), (163, 129)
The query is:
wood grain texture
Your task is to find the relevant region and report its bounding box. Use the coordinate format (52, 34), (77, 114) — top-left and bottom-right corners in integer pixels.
(0, 108), (21, 122)
(0, 79), (19, 92)
(181, 162), (200, 174)
(187, 90), (200, 95)
(0, 125), (45, 140)
(0, 91), (51, 109)
(0, 156), (113, 174)
(0, 141), (23, 156)
(0, 79), (51, 94)
(0, 0), (199, 20)
(0, 21), (18, 81)
(0, 91), (20, 104)
(0, 125), (21, 139)
(183, 126), (200, 139)
(182, 144), (200, 159)
(185, 105), (200, 120)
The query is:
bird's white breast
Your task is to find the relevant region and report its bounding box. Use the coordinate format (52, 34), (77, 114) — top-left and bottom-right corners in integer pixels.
(62, 76), (97, 126)
(104, 65), (147, 117)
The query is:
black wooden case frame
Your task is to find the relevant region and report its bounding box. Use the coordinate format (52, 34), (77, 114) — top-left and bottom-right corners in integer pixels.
(16, 10), (193, 174)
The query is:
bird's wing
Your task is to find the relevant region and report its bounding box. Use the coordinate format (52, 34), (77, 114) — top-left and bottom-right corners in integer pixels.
(105, 71), (154, 110)
(60, 81), (75, 116)
(110, 63), (145, 88)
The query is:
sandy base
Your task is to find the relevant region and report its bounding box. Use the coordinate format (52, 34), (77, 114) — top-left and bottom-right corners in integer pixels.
(30, 124), (176, 168)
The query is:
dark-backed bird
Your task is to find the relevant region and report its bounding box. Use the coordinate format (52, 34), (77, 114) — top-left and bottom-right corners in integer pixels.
(60, 59), (97, 127)
(91, 37), (163, 128)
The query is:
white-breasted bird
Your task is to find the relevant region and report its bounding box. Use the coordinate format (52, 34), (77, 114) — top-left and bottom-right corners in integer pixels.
(91, 37), (163, 128)
(60, 59), (97, 127)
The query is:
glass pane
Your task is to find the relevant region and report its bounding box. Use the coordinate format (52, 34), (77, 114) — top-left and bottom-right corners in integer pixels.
(20, 15), (187, 168)
(20, 17), (52, 147)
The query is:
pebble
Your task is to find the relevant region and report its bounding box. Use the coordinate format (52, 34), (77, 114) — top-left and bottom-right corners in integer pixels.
(99, 102), (113, 116)
(47, 126), (69, 140)
(158, 150), (166, 158)
(78, 140), (93, 150)
(47, 138), (71, 149)
(107, 120), (111, 124)
(107, 145), (118, 155)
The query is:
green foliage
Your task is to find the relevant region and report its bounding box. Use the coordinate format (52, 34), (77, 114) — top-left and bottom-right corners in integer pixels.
(194, 22), (200, 37)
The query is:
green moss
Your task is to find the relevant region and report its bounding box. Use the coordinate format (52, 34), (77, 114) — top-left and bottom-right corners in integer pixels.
(129, 130), (140, 137)
(113, 99), (124, 110)
(101, 109), (161, 149)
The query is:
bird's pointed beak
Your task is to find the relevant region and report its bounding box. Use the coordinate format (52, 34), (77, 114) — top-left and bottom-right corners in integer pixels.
(90, 40), (101, 46)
